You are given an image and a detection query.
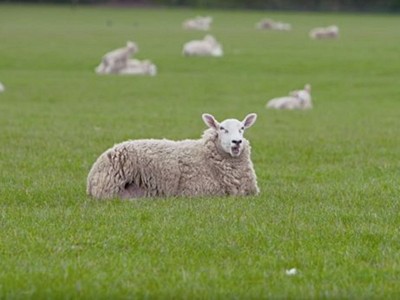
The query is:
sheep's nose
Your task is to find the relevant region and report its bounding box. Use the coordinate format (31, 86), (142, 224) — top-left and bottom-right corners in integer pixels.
(232, 140), (242, 145)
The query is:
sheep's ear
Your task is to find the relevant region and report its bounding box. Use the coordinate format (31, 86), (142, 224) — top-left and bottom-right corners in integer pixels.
(202, 113), (219, 130)
(243, 113), (257, 129)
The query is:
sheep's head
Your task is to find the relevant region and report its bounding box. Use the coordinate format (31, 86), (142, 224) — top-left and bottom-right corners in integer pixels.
(126, 41), (139, 54)
(202, 113), (257, 157)
(289, 84), (312, 108)
(204, 35), (217, 45)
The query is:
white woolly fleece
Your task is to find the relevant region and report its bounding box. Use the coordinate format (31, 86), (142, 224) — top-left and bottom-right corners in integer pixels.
(87, 128), (259, 199)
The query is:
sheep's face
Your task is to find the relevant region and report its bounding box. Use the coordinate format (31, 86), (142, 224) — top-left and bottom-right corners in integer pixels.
(126, 41), (139, 54)
(290, 85), (312, 108)
(203, 113), (257, 157)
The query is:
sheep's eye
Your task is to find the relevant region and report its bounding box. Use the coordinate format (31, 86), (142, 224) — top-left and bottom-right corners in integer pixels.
(220, 127), (228, 133)
(241, 127), (245, 130)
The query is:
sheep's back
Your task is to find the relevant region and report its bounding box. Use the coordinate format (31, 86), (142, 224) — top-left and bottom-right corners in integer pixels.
(114, 139), (203, 196)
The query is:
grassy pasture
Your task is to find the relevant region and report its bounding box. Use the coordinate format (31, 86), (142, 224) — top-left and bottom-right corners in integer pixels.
(1, 4), (400, 299)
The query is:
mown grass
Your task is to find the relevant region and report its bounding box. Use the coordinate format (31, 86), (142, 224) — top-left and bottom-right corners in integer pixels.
(1, 4), (400, 299)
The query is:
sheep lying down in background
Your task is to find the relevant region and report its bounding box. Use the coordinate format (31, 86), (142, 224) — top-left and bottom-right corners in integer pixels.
(0, 82), (5, 92)
(96, 58), (157, 76)
(87, 113), (259, 199)
(309, 25), (339, 39)
(266, 84), (312, 110)
(256, 18), (292, 31)
(95, 41), (138, 74)
(182, 35), (223, 57)
(95, 41), (157, 76)
(118, 59), (157, 76)
(183, 16), (213, 31)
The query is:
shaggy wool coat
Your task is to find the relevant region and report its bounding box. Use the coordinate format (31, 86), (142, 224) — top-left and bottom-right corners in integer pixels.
(87, 129), (259, 199)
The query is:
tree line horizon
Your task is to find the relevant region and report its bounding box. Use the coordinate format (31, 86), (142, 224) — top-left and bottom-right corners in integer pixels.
(2, 0), (400, 12)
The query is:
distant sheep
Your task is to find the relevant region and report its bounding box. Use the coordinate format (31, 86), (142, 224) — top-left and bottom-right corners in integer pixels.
(266, 84), (312, 110)
(183, 16), (213, 31)
(95, 41), (138, 74)
(119, 59), (157, 76)
(0, 82), (4, 93)
(309, 25), (339, 39)
(182, 35), (223, 57)
(94, 41), (157, 76)
(87, 113), (259, 199)
(256, 18), (292, 31)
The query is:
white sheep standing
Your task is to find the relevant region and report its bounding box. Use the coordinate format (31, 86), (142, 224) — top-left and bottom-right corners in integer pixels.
(119, 59), (157, 76)
(182, 35), (223, 57)
(266, 84), (312, 110)
(256, 18), (292, 31)
(95, 41), (139, 74)
(87, 113), (259, 199)
(0, 82), (4, 93)
(183, 16), (213, 31)
(309, 25), (339, 39)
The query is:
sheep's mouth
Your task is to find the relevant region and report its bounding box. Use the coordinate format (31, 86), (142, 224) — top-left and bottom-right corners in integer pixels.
(231, 146), (241, 156)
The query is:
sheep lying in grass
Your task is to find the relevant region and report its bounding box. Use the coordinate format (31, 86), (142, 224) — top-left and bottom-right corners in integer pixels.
(0, 82), (4, 92)
(182, 35), (223, 57)
(95, 41), (138, 74)
(266, 84), (312, 110)
(95, 41), (157, 76)
(87, 113), (259, 199)
(119, 59), (157, 76)
(183, 16), (213, 31)
(256, 18), (292, 31)
(309, 25), (339, 39)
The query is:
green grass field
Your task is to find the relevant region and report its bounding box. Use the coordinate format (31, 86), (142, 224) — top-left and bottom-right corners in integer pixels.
(1, 4), (400, 299)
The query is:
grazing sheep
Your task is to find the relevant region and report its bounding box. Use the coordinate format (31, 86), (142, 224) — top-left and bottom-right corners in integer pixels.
(256, 18), (292, 31)
(0, 82), (4, 92)
(309, 25), (339, 39)
(182, 35), (223, 57)
(95, 41), (138, 74)
(119, 59), (157, 76)
(183, 16), (213, 31)
(266, 84), (312, 110)
(87, 113), (259, 199)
